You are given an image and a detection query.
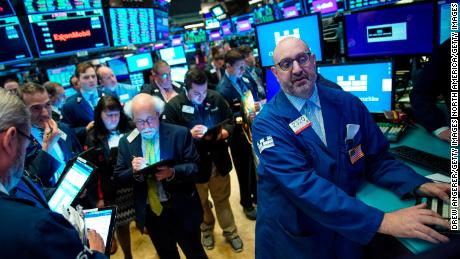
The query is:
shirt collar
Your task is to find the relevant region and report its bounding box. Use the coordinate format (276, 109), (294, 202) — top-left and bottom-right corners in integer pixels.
(80, 88), (98, 99)
(284, 84), (320, 112)
(0, 182), (9, 195)
(225, 71), (238, 84)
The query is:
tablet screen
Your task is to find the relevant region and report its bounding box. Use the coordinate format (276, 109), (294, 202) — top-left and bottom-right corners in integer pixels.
(83, 207), (117, 255)
(48, 157), (94, 213)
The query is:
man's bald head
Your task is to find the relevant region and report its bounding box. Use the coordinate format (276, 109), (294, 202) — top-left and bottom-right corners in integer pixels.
(131, 93), (164, 116)
(273, 37), (309, 65)
(97, 66), (118, 89)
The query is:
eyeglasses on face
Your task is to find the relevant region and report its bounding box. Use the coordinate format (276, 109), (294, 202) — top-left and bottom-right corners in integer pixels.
(134, 116), (158, 127)
(276, 52), (312, 71)
(0, 127), (38, 148)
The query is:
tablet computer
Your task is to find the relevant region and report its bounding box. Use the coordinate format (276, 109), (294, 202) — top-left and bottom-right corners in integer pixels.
(83, 206), (117, 256)
(48, 157), (95, 214)
(137, 159), (176, 176)
(203, 119), (231, 139)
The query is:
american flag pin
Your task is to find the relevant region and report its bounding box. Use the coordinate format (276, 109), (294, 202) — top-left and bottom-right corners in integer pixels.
(349, 144), (364, 164)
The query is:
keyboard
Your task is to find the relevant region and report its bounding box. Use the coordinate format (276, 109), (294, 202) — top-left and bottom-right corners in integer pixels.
(377, 122), (407, 142)
(389, 145), (450, 176)
(416, 197), (458, 234)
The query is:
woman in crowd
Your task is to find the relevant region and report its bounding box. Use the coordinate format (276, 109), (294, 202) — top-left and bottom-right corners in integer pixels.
(85, 95), (136, 259)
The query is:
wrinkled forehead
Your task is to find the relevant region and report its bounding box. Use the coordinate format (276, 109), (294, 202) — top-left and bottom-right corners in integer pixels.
(273, 38), (309, 63)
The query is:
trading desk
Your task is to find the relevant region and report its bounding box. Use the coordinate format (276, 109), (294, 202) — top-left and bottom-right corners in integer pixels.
(357, 125), (450, 254)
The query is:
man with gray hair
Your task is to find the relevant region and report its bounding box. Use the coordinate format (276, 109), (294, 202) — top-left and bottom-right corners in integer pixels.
(96, 65), (138, 104)
(115, 93), (207, 259)
(0, 88), (106, 258)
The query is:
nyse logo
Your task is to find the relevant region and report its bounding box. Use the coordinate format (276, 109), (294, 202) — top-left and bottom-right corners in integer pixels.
(274, 28), (300, 45)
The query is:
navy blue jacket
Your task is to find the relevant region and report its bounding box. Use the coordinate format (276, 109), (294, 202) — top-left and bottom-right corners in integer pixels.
(252, 83), (430, 259)
(217, 73), (260, 117)
(0, 192), (105, 258)
(114, 123), (203, 231)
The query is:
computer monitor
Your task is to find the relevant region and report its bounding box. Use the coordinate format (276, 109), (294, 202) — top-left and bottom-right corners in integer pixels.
(184, 44), (197, 53)
(307, 0), (346, 16)
(159, 46), (186, 66)
(1, 16), (33, 65)
(46, 65), (76, 87)
(155, 9), (169, 41)
(208, 29), (223, 41)
(205, 18), (220, 30)
(109, 0), (153, 8)
(438, 1), (459, 45)
(171, 35), (183, 46)
(126, 52), (153, 73)
(253, 5), (275, 24)
(231, 14), (255, 35)
(344, 2), (434, 58)
(264, 68), (281, 101)
(221, 20), (233, 36)
(210, 4), (226, 19)
(184, 29), (207, 45)
(346, 0), (397, 11)
(24, 0), (102, 14)
(317, 61), (393, 113)
(107, 58), (129, 79)
(28, 9), (110, 57)
(170, 65), (189, 83)
(275, 0), (304, 19)
(0, 0), (15, 17)
(255, 14), (323, 67)
(109, 8), (156, 47)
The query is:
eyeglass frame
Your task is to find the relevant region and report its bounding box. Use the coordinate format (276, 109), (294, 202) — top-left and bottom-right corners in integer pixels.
(0, 127), (38, 148)
(134, 115), (159, 128)
(275, 52), (313, 71)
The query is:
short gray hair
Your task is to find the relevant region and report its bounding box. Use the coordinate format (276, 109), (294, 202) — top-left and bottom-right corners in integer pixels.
(0, 88), (30, 132)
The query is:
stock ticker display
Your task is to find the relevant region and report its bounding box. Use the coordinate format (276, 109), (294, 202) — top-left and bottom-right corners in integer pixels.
(110, 8), (156, 46)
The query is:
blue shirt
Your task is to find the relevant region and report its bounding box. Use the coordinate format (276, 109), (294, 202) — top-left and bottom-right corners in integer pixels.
(284, 85), (327, 146)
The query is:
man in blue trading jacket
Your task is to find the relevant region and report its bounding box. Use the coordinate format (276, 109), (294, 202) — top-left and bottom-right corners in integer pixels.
(251, 37), (451, 259)
(62, 62), (102, 144)
(115, 93), (207, 259)
(97, 66), (138, 104)
(0, 88), (106, 258)
(217, 49), (262, 220)
(141, 60), (186, 103)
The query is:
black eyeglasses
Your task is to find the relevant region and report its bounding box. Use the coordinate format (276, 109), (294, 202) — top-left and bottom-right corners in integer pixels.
(0, 127), (38, 148)
(276, 52), (312, 71)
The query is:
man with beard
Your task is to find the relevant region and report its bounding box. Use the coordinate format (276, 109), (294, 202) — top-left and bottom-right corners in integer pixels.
(115, 93), (207, 259)
(140, 60), (185, 103)
(251, 37), (451, 259)
(0, 88), (106, 258)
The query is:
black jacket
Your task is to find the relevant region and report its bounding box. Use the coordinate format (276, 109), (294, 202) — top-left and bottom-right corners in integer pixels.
(162, 90), (234, 182)
(140, 81), (185, 103)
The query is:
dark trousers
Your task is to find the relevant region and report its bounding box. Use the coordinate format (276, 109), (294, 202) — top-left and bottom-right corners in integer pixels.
(229, 126), (257, 208)
(145, 204), (208, 259)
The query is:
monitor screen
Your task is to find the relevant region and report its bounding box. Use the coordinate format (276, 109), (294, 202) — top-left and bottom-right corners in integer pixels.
(48, 157), (94, 214)
(126, 52), (153, 73)
(345, 2), (434, 57)
(253, 5), (275, 24)
(28, 9), (110, 57)
(46, 65), (76, 87)
(210, 4), (226, 19)
(159, 46), (186, 66)
(170, 65), (188, 83)
(184, 29), (207, 45)
(317, 61), (393, 113)
(109, 0), (154, 8)
(184, 44), (196, 53)
(438, 1), (459, 45)
(83, 208), (116, 256)
(171, 35), (183, 46)
(307, 0), (345, 16)
(110, 8), (156, 47)
(205, 18), (220, 30)
(265, 67), (281, 101)
(231, 14), (254, 34)
(155, 9), (169, 41)
(107, 58), (129, 77)
(347, 0), (397, 11)
(256, 14), (323, 67)
(24, 0), (102, 14)
(221, 20), (232, 35)
(0, 0), (15, 17)
(0, 16), (33, 65)
(208, 29), (223, 41)
(275, 0), (304, 19)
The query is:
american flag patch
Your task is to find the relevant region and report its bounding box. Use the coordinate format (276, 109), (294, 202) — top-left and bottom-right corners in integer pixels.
(348, 144), (364, 164)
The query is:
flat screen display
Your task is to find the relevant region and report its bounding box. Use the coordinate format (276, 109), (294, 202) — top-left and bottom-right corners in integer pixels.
(347, 0), (397, 11)
(24, 0), (102, 14)
(126, 52), (153, 72)
(155, 9), (169, 41)
(253, 5), (275, 24)
(231, 14), (254, 34)
(110, 8), (156, 47)
(46, 65), (76, 87)
(184, 29), (207, 45)
(255, 14), (323, 67)
(28, 9), (110, 57)
(345, 2), (434, 57)
(0, 16), (33, 64)
(159, 46), (186, 66)
(307, 0), (345, 16)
